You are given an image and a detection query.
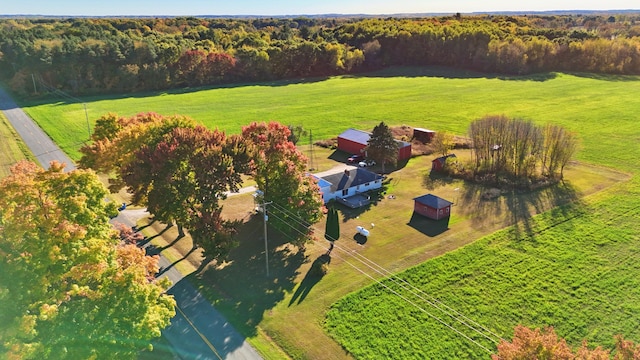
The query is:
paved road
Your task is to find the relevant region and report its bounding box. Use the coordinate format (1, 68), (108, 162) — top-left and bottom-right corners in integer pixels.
(0, 88), (76, 171)
(0, 87), (262, 360)
(114, 208), (262, 360)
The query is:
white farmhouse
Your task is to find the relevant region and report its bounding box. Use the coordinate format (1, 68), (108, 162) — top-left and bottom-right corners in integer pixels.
(313, 168), (383, 208)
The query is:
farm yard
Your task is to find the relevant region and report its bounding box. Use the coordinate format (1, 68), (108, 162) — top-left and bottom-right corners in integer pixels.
(13, 66), (640, 358)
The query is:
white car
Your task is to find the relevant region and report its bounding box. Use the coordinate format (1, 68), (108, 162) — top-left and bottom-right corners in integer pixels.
(358, 159), (376, 167)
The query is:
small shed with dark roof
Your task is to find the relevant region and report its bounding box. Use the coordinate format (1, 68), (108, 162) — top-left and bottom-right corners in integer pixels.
(431, 153), (456, 172)
(413, 194), (453, 220)
(413, 127), (436, 143)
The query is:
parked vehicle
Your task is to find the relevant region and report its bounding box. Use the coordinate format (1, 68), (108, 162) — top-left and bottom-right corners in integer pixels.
(347, 154), (365, 163)
(358, 159), (376, 167)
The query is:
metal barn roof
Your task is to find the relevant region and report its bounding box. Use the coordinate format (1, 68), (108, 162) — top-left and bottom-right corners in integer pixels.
(413, 194), (453, 209)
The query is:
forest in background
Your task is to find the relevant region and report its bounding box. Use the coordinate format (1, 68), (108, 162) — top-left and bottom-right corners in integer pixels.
(2, 13), (640, 95)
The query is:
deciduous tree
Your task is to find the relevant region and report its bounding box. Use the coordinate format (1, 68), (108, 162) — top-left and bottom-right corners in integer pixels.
(242, 122), (323, 245)
(122, 125), (251, 258)
(0, 161), (175, 359)
(82, 114), (252, 260)
(493, 325), (640, 360)
(432, 130), (455, 156)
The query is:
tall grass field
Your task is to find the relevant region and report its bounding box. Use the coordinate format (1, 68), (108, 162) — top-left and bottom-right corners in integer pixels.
(17, 66), (640, 358)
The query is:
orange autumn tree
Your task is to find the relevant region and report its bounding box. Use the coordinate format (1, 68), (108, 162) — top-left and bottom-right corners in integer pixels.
(80, 113), (252, 260)
(0, 161), (175, 359)
(493, 325), (640, 360)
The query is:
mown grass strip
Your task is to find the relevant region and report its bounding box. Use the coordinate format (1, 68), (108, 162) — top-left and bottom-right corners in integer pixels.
(0, 111), (35, 177)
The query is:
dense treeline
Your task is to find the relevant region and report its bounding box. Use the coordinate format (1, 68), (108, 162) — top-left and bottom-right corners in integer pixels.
(2, 14), (640, 95)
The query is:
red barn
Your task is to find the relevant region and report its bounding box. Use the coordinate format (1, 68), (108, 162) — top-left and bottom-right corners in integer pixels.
(413, 128), (436, 143)
(337, 128), (411, 161)
(431, 154), (456, 172)
(413, 194), (453, 220)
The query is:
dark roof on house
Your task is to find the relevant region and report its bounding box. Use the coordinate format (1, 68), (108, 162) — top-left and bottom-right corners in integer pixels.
(413, 194), (453, 209)
(321, 168), (383, 192)
(338, 128), (411, 148)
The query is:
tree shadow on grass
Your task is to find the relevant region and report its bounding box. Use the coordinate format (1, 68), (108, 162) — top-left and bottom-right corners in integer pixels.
(460, 179), (582, 241)
(192, 216), (307, 337)
(144, 222), (173, 242)
(328, 149), (352, 163)
(157, 246), (198, 276)
(423, 171), (457, 190)
(407, 213), (450, 237)
(349, 65), (558, 82)
(159, 232), (185, 251)
(288, 254), (331, 306)
(135, 217), (156, 232)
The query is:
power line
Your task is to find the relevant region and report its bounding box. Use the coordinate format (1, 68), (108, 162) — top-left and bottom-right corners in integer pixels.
(33, 74), (92, 139)
(263, 201), (501, 351)
(331, 241), (503, 344)
(330, 241), (501, 345)
(324, 244), (495, 354)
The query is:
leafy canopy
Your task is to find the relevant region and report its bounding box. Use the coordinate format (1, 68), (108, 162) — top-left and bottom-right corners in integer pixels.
(0, 161), (175, 359)
(242, 121), (324, 245)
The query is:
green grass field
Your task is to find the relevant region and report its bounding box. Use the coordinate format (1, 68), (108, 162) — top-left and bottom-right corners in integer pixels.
(0, 112), (35, 177)
(16, 66), (640, 359)
(18, 67), (640, 169)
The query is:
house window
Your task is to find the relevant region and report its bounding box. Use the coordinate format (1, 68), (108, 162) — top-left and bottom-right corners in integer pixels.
(342, 189), (348, 196)
(365, 182), (370, 186)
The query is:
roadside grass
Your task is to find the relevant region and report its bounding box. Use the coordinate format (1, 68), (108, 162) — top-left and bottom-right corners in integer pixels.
(0, 112), (35, 177)
(15, 67), (640, 358)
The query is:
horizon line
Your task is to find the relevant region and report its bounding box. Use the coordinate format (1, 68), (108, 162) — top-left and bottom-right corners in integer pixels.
(2, 9), (640, 18)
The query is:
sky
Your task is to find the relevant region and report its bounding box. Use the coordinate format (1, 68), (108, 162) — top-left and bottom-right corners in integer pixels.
(3, 0), (638, 16)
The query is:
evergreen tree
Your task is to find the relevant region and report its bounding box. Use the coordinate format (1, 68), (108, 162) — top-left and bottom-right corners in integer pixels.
(366, 121), (399, 173)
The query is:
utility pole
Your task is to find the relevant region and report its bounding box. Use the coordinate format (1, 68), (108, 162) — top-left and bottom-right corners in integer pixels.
(31, 74), (37, 94)
(262, 201), (272, 277)
(83, 103), (91, 139)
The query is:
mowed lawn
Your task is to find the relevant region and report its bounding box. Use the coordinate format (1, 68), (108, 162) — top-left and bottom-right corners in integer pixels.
(16, 67), (640, 358)
(0, 111), (34, 177)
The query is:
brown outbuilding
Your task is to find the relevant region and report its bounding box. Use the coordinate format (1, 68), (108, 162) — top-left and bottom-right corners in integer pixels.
(412, 194), (453, 220)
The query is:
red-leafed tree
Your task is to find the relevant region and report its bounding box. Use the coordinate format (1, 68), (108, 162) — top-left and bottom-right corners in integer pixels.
(122, 125), (251, 258)
(81, 113), (252, 259)
(173, 49), (237, 86)
(242, 122), (323, 245)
